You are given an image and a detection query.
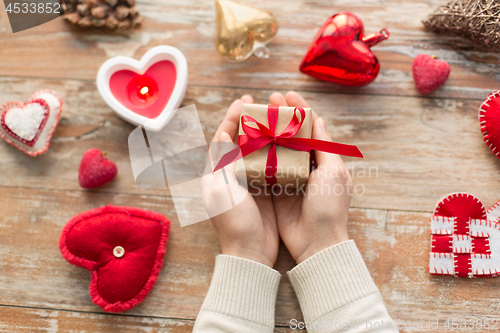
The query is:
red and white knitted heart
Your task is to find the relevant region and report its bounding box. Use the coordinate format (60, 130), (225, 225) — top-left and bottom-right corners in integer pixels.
(479, 90), (500, 159)
(429, 193), (500, 278)
(0, 90), (63, 156)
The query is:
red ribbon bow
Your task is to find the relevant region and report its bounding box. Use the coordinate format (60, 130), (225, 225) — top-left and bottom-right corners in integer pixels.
(214, 105), (363, 185)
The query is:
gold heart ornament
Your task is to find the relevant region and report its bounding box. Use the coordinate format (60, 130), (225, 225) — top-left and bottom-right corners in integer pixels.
(215, 0), (279, 62)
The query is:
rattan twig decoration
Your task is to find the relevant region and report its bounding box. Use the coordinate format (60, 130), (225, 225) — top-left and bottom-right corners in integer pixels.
(423, 0), (500, 49)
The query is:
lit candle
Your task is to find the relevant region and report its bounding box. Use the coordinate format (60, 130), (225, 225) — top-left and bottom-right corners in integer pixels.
(137, 85), (152, 101)
(127, 75), (159, 107)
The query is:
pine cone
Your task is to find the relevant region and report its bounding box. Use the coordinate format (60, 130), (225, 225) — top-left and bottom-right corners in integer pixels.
(61, 0), (142, 30)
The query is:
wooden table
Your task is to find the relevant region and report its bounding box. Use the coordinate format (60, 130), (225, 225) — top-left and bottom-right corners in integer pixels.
(1, 0), (500, 332)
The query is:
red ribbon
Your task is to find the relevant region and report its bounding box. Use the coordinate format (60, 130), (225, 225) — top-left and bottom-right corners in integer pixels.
(214, 105), (363, 185)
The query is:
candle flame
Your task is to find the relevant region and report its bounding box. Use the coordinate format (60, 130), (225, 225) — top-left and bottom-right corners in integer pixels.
(140, 86), (149, 95)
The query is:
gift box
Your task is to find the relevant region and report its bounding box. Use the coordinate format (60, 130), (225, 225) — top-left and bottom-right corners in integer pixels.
(214, 104), (363, 189)
(236, 104), (313, 187)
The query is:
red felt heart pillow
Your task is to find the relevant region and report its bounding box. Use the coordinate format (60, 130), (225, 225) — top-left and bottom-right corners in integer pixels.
(479, 90), (500, 160)
(59, 205), (170, 312)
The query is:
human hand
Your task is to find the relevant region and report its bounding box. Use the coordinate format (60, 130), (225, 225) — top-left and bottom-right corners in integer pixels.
(201, 95), (279, 268)
(270, 91), (351, 264)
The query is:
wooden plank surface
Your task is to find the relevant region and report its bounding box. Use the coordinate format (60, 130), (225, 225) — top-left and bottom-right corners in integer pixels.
(0, 306), (299, 332)
(0, 0), (498, 99)
(0, 78), (498, 212)
(1, 187), (500, 332)
(0, 306), (196, 333)
(1, 0), (500, 331)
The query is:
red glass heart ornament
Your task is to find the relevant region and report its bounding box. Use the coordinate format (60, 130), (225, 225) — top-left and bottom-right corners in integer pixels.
(300, 12), (389, 87)
(59, 205), (170, 312)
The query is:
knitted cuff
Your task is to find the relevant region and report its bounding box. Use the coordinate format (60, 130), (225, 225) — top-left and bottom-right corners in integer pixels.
(201, 254), (281, 328)
(287, 240), (379, 323)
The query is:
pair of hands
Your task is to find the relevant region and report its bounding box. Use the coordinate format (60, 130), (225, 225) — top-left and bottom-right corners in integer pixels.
(201, 91), (351, 267)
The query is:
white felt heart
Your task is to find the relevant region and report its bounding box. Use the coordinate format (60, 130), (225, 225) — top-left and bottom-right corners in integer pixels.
(0, 89), (63, 156)
(4, 102), (48, 141)
(97, 45), (188, 132)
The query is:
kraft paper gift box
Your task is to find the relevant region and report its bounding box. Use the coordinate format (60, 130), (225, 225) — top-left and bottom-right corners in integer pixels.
(235, 103), (313, 188)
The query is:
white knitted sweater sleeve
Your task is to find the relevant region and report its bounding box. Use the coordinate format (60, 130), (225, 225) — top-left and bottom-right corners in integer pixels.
(287, 240), (398, 332)
(193, 254), (281, 333)
(193, 241), (398, 333)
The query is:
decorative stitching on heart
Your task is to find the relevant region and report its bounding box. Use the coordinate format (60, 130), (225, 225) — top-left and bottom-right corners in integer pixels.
(479, 90), (500, 159)
(486, 199), (500, 222)
(453, 254), (472, 278)
(431, 235), (453, 252)
(430, 216), (454, 235)
(474, 267), (500, 277)
(453, 235), (472, 253)
(434, 192), (487, 219)
(472, 253), (491, 259)
(0, 89), (63, 156)
(487, 200), (500, 214)
(470, 231), (490, 237)
(471, 218), (500, 230)
(429, 252), (453, 275)
(471, 237), (491, 254)
(430, 193), (500, 278)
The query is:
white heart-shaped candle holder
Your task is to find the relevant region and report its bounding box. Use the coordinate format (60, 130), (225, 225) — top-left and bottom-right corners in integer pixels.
(97, 45), (188, 132)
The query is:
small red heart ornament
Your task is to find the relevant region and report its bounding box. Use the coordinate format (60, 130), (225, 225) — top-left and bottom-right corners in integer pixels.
(429, 193), (500, 278)
(300, 12), (389, 87)
(412, 54), (450, 94)
(479, 90), (500, 160)
(59, 205), (170, 312)
(78, 148), (118, 189)
(0, 90), (63, 156)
